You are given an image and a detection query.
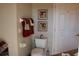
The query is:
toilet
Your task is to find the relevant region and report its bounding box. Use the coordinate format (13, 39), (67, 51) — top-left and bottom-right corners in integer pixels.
(31, 38), (47, 56)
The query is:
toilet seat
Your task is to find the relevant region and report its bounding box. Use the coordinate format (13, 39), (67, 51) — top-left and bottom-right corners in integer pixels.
(31, 48), (44, 56)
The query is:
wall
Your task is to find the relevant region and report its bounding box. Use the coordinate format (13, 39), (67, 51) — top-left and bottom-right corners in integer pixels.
(0, 7), (2, 38)
(0, 3), (33, 56)
(0, 4), (19, 55)
(16, 3), (32, 56)
(32, 4), (53, 55)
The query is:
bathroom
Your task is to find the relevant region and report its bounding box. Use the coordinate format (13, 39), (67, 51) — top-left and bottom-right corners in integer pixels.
(0, 3), (78, 56)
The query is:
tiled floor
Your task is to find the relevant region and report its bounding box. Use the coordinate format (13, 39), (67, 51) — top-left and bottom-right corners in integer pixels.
(52, 49), (78, 56)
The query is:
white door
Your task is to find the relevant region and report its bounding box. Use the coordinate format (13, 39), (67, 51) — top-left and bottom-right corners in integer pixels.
(53, 4), (79, 54)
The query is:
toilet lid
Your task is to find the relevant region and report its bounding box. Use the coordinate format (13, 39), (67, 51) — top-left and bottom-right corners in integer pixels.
(31, 48), (44, 56)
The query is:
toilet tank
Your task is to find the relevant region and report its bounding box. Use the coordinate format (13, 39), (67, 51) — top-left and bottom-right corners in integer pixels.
(35, 39), (47, 48)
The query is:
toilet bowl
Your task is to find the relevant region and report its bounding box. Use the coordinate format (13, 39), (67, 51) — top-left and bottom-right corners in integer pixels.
(31, 48), (44, 56)
(31, 39), (47, 56)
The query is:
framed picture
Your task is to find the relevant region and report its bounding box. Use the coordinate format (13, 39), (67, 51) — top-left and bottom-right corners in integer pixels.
(38, 21), (48, 31)
(38, 9), (48, 20)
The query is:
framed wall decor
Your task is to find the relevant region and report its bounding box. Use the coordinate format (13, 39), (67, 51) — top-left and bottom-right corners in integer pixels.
(38, 21), (48, 32)
(38, 9), (48, 20)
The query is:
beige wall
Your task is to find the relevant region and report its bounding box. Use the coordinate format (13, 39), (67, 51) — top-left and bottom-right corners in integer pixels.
(16, 3), (32, 56)
(0, 7), (2, 38)
(0, 3), (32, 56)
(32, 4), (53, 55)
(0, 4), (18, 55)
(0, 3), (54, 56)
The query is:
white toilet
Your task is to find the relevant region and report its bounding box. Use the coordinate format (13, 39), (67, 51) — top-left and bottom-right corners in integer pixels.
(31, 38), (47, 56)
